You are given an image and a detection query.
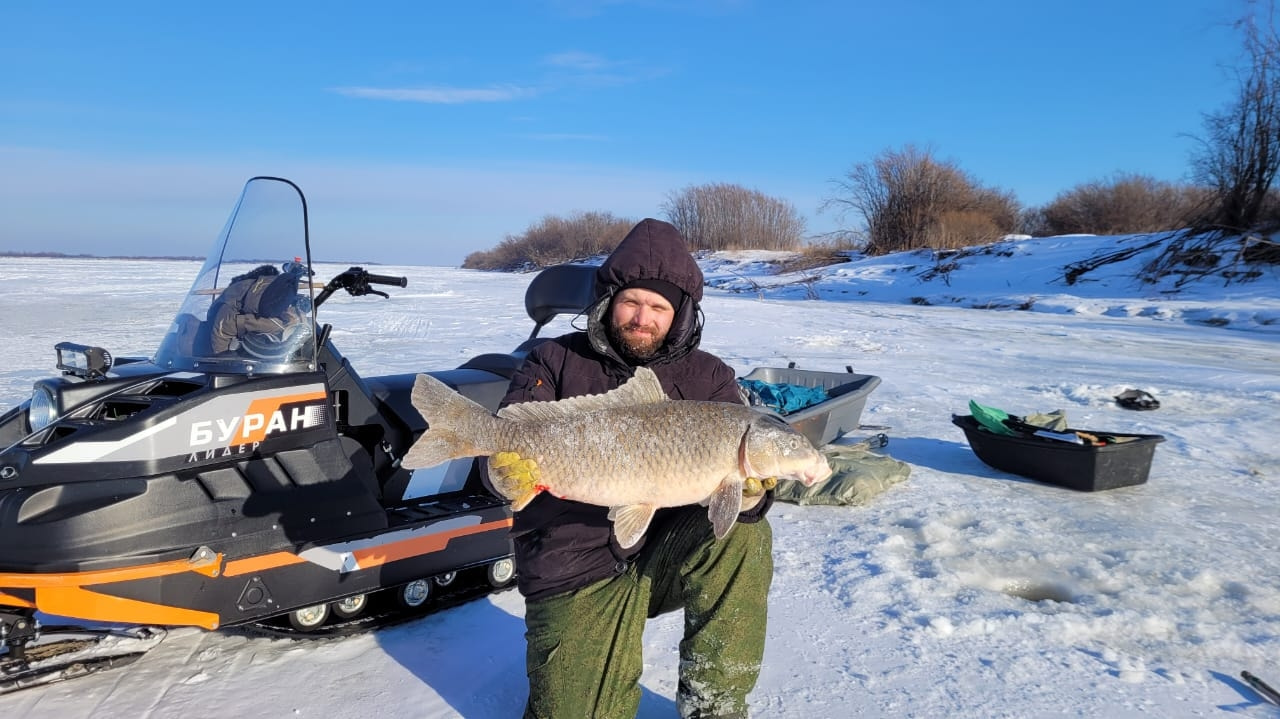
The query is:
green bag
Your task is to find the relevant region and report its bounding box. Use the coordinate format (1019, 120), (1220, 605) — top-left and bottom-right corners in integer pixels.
(969, 400), (1019, 436)
(774, 443), (910, 506)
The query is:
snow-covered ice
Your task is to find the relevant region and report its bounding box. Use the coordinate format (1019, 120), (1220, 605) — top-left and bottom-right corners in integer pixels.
(0, 232), (1277, 718)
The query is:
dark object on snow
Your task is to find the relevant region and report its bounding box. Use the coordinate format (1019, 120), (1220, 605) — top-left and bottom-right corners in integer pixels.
(739, 366), (880, 447)
(1242, 670), (1280, 706)
(1115, 388), (1160, 411)
(952, 415), (1165, 492)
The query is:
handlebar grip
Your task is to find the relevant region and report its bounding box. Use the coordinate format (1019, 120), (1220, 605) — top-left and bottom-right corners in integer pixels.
(365, 273), (408, 288)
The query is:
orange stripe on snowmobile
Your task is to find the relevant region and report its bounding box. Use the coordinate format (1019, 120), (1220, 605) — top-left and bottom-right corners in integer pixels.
(222, 517), (512, 577)
(223, 551), (308, 578)
(241, 390), (327, 444)
(38, 585), (220, 630)
(350, 518), (513, 568)
(0, 552), (223, 589)
(0, 591), (35, 608)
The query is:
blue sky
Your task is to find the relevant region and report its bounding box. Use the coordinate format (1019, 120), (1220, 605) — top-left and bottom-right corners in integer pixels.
(0, 0), (1242, 266)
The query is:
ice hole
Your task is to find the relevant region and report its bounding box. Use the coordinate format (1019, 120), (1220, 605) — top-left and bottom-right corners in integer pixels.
(1000, 579), (1077, 604)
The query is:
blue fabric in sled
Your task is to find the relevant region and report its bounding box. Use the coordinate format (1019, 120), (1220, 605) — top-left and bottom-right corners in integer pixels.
(738, 379), (829, 415)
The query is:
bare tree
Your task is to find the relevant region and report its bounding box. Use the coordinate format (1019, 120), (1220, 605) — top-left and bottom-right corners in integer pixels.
(823, 145), (1020, 254)
(1190, 1), (1280, 232)
(662, 183), (807, 251)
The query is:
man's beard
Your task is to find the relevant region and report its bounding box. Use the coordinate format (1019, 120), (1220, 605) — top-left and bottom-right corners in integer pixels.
(608, 321), (665, 361)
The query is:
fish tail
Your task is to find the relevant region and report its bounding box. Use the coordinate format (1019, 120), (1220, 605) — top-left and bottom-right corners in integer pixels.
(403, 373), (501, 468)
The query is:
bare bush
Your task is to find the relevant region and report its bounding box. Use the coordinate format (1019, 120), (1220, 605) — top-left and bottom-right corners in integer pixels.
(462, 211), (635, 270)
(1032, 173), (1205, 236)
(662, 183), (807, 251)
(777, 243), (851, 273)
(823, 145), (1020, 255)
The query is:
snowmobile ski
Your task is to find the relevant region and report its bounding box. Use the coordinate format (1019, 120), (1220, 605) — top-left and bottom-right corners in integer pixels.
(0, 626), (165, 694)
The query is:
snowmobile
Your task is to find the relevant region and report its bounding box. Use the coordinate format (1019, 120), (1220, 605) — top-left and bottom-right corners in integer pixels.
(0, 177), (527, 689)
(0, 176), (882, 691)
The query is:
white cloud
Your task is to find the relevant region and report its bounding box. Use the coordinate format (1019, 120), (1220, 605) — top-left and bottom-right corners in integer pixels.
(330, 85), (536, 104)
(517, 132), (611, 142)
(543, 51), (613, 71)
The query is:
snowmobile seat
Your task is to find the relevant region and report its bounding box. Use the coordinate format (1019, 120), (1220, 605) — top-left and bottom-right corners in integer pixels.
(456, 350), (531, 380)
(364, 368), (513, 432)
(522, 263), (597, 342)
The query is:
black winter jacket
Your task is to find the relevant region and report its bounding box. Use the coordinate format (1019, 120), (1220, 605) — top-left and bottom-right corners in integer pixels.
(500, 219), (774, 601)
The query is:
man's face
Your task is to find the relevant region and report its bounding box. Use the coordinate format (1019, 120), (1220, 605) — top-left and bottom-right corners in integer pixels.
(608, 287), (676, 360)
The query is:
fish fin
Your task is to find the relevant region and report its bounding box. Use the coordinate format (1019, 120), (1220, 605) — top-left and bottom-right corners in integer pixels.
(708, 478), (744, 540)
(403, 431), (468, 469)
(608, 504), (658, 550)
(498, 366), (669, 422)
(404, 373), (498, 468)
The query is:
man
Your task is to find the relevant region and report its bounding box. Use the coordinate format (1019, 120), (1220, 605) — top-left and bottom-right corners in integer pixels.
(492, 218), (775, 718)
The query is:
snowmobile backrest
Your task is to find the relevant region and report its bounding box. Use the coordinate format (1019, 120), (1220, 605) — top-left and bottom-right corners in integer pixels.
(524, 263), (597, 341)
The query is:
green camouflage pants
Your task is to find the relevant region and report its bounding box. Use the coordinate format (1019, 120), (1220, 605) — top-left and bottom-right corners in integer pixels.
(522, 508), (773, 719)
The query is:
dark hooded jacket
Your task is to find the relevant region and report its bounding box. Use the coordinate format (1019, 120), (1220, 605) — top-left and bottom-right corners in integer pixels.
(208, 265), (300, 354)
(500, 218), (774, 601)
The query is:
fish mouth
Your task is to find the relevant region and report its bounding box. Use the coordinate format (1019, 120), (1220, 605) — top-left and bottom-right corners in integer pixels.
(802, 460), (833, 487)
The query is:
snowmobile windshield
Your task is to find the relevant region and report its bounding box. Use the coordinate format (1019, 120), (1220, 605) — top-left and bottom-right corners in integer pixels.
(153, 177), (319, 375)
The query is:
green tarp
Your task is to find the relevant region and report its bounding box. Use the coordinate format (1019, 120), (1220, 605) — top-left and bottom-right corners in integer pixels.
(774, 442), (910, 506)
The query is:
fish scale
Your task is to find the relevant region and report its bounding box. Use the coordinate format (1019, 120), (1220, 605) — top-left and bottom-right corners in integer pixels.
(493, 402), (762, 508)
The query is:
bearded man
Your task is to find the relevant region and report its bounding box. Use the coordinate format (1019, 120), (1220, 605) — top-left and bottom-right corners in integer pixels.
(492, 218), (776, 719)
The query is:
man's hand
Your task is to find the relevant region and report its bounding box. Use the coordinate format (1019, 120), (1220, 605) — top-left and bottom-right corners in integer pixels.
(740, 476), (777, 512)
(485, 451), (542, 507)
(742, 476), (777, 497)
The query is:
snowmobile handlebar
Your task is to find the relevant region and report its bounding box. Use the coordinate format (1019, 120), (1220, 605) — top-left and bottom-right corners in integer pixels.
(365, 272), (409, 288)
(312, 267), (409, 308)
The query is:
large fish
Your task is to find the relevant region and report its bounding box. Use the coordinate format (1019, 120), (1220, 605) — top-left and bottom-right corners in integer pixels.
(403, 366), (832, 549)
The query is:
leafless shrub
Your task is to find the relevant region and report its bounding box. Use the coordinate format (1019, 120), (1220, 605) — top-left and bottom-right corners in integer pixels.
(462, 211), (635, 270)
(1032, 173), (1206, 236)
(662, 183), (807, 251)
(823, 145), (1020, 255)
(776, 243), (851, 273)
(934, 208), (1006, 249)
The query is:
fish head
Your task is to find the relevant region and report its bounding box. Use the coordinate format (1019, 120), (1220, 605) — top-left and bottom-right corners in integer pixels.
(741, 414), (832, 487)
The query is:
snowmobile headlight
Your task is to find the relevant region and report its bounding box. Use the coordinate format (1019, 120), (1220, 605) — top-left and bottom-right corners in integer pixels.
(28, 386), (58, 432)
(55, 342), (113, 379)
